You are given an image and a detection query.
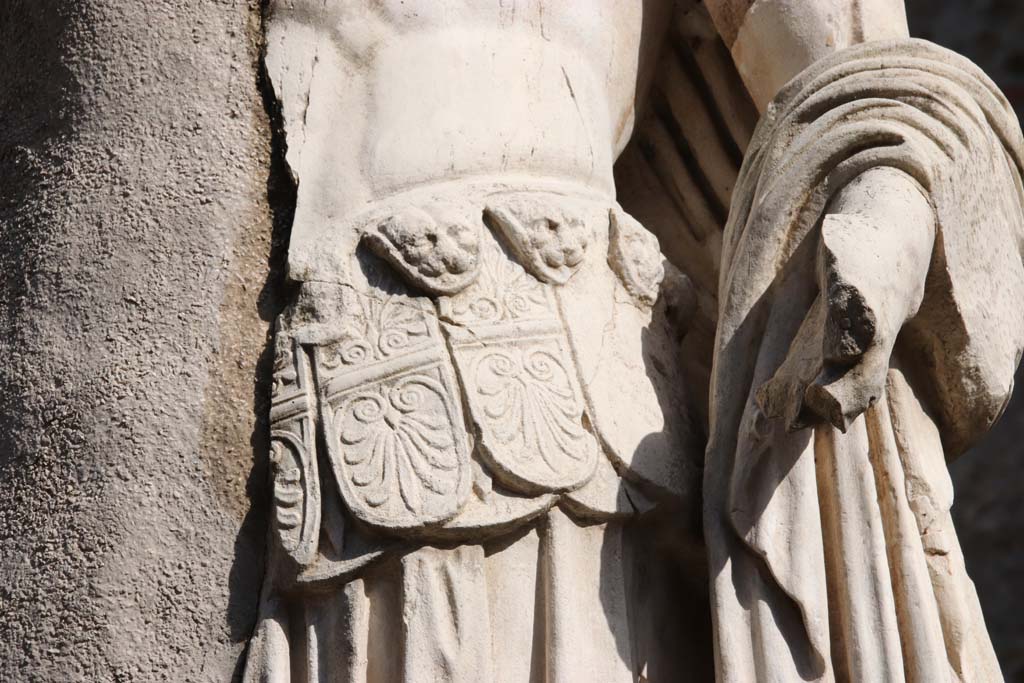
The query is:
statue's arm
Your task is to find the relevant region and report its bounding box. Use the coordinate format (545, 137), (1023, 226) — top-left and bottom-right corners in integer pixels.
(703, 0), (944, 430)
(704, 0), (910, 110)
(756, 168), (937, 432)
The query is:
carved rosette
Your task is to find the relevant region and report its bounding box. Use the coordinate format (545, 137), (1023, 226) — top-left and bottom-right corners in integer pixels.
(315, 287), (471, 530)
(440, 235), (599, 494)
(269, 339), (321, 565)
(607, 208), (666, 307)
(484, 194), (592, 285)
(363, 203), (481, 295)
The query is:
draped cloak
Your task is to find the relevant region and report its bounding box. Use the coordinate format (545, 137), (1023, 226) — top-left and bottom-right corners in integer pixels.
(707, 39), (1024, 682)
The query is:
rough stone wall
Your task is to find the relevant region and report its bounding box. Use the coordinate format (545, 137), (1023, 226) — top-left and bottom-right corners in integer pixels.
(0, 1), (277, 679)
(906, 1), (1024, 678)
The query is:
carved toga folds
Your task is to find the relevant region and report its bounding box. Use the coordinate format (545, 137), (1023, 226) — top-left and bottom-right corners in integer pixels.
(706, 40), (1024, 682)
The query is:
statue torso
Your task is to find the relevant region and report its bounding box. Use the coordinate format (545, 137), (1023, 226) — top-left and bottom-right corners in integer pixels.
(264, 0), (699, 588)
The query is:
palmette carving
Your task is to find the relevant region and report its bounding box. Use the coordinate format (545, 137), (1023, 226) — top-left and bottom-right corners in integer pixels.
(330, 374), (460, 510)
(440, 236), (598, 494)
(472, 343), (593, 476)
(316, 287), (471, 530)
(269, 339), (321, 565)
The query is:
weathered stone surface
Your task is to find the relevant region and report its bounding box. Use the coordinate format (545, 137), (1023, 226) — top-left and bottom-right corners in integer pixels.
(0, 1), (274, 679)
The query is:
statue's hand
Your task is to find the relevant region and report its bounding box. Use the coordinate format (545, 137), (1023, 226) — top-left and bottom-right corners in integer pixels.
(756, 167), (936, 432)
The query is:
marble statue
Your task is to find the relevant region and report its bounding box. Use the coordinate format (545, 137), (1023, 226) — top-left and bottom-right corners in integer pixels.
(244, 1), (1024, 681)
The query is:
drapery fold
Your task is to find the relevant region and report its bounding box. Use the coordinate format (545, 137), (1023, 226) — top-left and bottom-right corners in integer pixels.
(244, 510), (710, 682)
(707, 39), (1024, 681)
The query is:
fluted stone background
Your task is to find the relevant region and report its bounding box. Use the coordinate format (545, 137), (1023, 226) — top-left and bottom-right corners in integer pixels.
(907, 2), (1024, 679)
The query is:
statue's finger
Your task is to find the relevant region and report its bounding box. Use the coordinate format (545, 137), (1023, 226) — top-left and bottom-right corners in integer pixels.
(755, 295), (826, 432)
(803, 348), (890, 433)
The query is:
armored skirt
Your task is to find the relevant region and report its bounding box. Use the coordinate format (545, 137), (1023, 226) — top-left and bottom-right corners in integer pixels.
(243, 188), (706, 682)
(246, 508), (710, 682)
